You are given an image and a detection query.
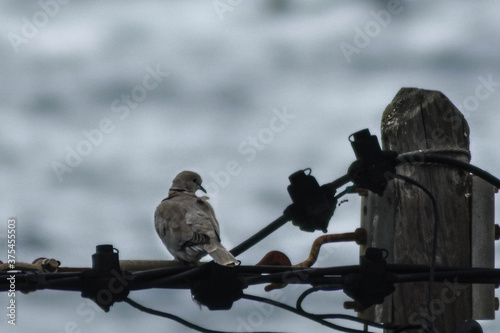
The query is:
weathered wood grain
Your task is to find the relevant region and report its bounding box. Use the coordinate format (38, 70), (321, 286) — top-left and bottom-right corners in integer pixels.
(362, 88), (473, 332)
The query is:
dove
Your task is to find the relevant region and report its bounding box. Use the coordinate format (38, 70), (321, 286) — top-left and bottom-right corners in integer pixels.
(154, 171), (239, 266)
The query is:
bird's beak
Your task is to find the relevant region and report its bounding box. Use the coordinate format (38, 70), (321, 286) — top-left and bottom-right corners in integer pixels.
(199, 185), (207, 193)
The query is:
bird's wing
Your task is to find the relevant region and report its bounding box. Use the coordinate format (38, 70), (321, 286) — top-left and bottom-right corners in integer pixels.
(192, 196), (239, 265)
(193, 196), (221, 242)
(154, 197), (202, 250)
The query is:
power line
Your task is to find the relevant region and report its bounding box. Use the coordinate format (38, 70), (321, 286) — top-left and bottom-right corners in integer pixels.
(4, 129), (500, 332)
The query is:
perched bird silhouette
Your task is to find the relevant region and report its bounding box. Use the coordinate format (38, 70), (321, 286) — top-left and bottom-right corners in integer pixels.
(154, 171), (239, 266)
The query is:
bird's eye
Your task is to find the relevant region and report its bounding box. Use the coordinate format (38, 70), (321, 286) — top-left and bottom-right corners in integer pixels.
(192, 179), (197, 183)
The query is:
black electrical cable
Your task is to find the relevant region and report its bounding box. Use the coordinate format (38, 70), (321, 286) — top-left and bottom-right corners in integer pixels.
(242, 293), (377, 333)
(397, 153), (500, 188)
(126, 292), (387, 333)
(130, 264), (315, 289)
(295, 286), (426, 333)
(124, 297), (281, 333)
(244, 265), (359, 286)
(229, 173), (352, 258)
(389, 173), (439, 333)
(392, 269), (500, 284)
(230, 215), (290, 257)
(327, 173), (352, 191)
(296, 286), (339, 313)
(4, 266), (500, 293)
(133, 263), (210, 289)
(333, 185), (356, 201)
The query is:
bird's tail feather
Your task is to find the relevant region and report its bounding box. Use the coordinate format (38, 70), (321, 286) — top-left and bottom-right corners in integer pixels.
(207, 245), (239, 266)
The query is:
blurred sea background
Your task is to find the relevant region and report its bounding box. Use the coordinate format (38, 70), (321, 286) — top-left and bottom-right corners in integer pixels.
(1, 1), (500, 332)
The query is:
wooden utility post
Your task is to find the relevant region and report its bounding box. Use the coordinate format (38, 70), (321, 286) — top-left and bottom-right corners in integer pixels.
(359, 88), (496, 332)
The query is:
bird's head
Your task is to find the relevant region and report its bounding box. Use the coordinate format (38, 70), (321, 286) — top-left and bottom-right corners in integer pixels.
(170, 170), (207, 194)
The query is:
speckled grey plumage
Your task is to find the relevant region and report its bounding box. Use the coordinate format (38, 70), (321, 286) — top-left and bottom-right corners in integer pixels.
(154, 171), (238, 266)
